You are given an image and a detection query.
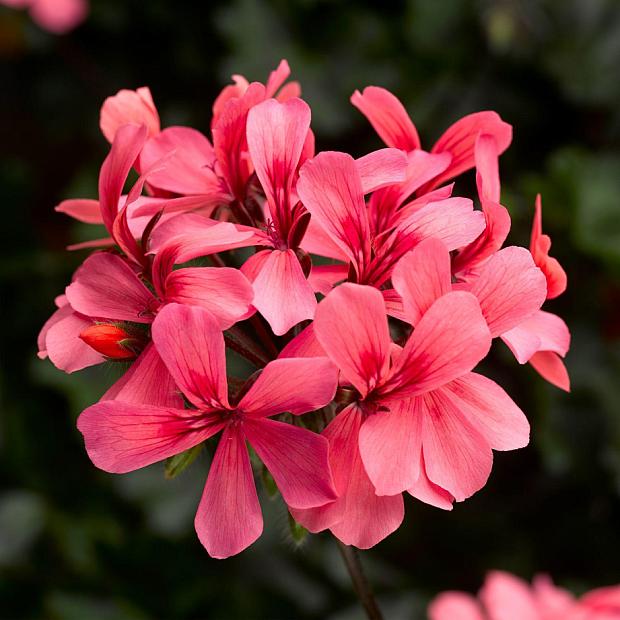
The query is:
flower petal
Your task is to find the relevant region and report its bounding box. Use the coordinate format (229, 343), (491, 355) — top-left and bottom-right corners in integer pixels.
(428, 592), (485, 620)
(292, 404), (404, 548)
(391, 238), (452, 326)
(358, 398), (423, 496)
(195, 426), (263, 558)
(314, 283), (391, 398)
(355, 147), (407, 194)
(239, 357), (337, 417)
(479, 571), (540, 620)
(421, 391), (493, 501)
(246, 97), (311, 234)
(382, 292), (491, 399)
(65, 252), (158, 323)
(244, 417), (336, 509)
(151, 303), (229, 409)
(297, 151), (371, 276)
(407, 454), (455, 511)
(55, 198), (103, 224)
(100, 343), (184, 408)
(77, 400), (222, 473)
(443, 373), (530, 451)
(468, 247), (547, 337)
(100, 87), (160, 144)
(245, 248), (316, 336)
(164, 266), (254, 329)
(351, 86), (421, 151)
(529, 351), (570, 392)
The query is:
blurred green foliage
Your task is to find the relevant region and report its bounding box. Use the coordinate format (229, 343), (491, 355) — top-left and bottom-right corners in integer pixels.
(1, 0), (620, 618)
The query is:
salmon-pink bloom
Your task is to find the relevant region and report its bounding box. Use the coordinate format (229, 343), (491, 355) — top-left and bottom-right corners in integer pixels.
(77, 303), (338, 558)
(351, 85), (512, 193)
(292, 281), (527, 548)
(429, 570), (620, 620)
(297, 150), (483, 296)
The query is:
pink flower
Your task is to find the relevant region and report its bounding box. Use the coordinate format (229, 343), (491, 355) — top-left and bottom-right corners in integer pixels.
(1, 0), (88, 34)
(297, 150), (482, 294)
(100, 87), (161, 144)
(429, 571), (620, 620)
(350, 85), (512, 192)
(292, 280), (528, 548)
(77, 303), (338, 558)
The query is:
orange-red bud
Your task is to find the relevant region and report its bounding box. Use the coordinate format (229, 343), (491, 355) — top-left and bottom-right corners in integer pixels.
(79, 324), (142, 360)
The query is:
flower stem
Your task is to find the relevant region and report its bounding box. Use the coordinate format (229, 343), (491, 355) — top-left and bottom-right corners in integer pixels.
(335, 539), (384, 620)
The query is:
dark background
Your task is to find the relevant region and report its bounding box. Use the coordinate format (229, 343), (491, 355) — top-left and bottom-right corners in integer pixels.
(2, 1), (620, 618)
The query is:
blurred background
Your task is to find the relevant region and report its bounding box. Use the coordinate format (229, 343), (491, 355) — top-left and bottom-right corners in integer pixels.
(2, 0), (620, 618)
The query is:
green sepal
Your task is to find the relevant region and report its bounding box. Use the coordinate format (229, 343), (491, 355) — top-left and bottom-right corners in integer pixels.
(288, 513), (308, 545)
(261, 466), (279, 498)
(165, 444), (203, 479)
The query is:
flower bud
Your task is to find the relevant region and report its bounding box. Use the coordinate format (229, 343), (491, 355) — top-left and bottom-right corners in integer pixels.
(79, 324), (143, 360)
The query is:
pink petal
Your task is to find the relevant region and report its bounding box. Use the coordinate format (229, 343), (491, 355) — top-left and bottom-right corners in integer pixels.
(100, 343), (183, 408)
(443, 372), (530, 451)
(502, 310), (570, 364)
(278, 324), (326, 359)
(381, 292), (491, 400)
(55, 198), (102, 224)
(292, 404), (404, 548)
(479, 571), (540, 620)
(77, 400), (223, 473)
(313, 283), (391, 398)
(151, 303), (229, 409)
(428, 592), (485, 620)
(164, 266), (254, 329)
(475, 133), (501, 203)
(149, 215), (259, 259)
(350, 86), (421, 151)
(355, 148), (407, 194)
(212, 74), (249, 128)
(239, 357), (337, 417)
(67, 237), (114, 251)
(139, 126), (224, 196)
(194, 425), (263, 559)
(393, 197), (485, 252)
(45, 310), (103, 373)
(358, 398), (423, 496)
(246, 97), (311, 236)
(98, 123), (148, 235)
(100, 87), (160, 144)
(468, 247), (547, 337)
(300, 217), (349, 262)
(213, 81), (266, 200)
(297, 151), (371, 276)
(427, 111), (512, 191)
(38, 301), (72, 359)
(29, 0), (87, 34)
(65, 252), (157, 323)
(407, 454), (455, 510)
(529, 351), (570, 392)
(452, 198), (511, 276)
(532, 574), (576, 616)
(265, 59), (293, 97)
(530, 194), (567, 299)
(308, 263), (348, 296)
(245, 248), (316, 336)
(243, 417), (336, 508)
(391, 238), (452, 326)
(421, 390), (493, 501)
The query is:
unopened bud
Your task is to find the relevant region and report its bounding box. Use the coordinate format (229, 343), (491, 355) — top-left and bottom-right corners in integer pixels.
(79, 324), (143, 360)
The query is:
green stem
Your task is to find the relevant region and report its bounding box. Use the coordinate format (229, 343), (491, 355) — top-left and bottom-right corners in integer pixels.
(335, 539), (384, 620)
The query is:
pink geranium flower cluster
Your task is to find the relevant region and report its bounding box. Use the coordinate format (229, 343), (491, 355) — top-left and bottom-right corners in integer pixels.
(38, 60), (571, 558)
(429, 570), (620, 620)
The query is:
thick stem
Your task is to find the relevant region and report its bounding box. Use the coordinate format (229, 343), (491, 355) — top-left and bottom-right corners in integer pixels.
(335, 539), (384, 620)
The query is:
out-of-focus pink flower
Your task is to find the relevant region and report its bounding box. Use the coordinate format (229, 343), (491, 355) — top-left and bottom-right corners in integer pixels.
(292, 282), (528, 548)
(77, 303), (338, 558)
(429, 571), (620, 620)
(1, 0), (88, 34)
